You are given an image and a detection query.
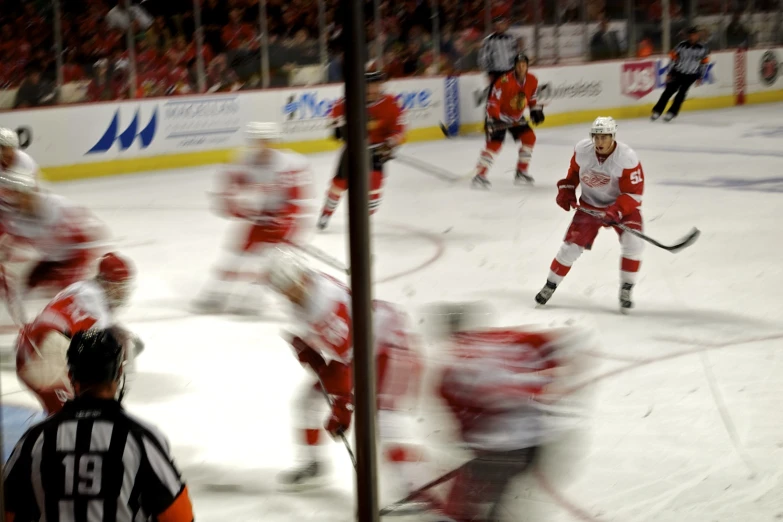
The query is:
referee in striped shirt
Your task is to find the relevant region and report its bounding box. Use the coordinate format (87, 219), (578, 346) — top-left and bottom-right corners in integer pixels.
(477, 14), (521, 103)
(651, 26), (710, 122)
(3, 328), (194, 522)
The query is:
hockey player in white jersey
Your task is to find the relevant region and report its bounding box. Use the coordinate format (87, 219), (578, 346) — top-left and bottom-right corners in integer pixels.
(535, 117), (645, 312)
(0, 127), (41, 181)
(193, 122), (312, 312)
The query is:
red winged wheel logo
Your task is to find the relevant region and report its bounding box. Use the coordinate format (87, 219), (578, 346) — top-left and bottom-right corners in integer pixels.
(581, 170), (611, 188)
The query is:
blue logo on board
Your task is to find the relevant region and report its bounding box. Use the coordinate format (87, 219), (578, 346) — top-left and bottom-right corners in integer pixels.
(87, 108), (158, 154)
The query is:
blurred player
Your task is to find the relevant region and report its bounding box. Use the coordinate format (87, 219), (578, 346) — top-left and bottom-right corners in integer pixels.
(268, 258), (425, 499)
(193, 121), (312, 313)
(0, 127), (40, 178)
(316, 68), (405, 230)
(0, 165), (108, 321)
(534, 117), (644, 312)
(15, 252), (138, 414)
(471, 52), (544, 189)
(431, 307), (580, 522)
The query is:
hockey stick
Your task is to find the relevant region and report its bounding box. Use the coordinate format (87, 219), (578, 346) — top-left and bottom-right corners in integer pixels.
(577, 207), (701, 253)
(286, 242), (350, 275)
(394, 153), (466, 183)
(314, 375), (357, 468)
(379, 466), (461, 516)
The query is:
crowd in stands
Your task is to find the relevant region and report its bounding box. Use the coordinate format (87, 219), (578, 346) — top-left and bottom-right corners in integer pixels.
(0, 0), (777, 108)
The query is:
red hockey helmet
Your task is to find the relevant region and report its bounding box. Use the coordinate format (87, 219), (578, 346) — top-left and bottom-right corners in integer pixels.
(97, 253), (134, 308)
(98, 252), (134, 283)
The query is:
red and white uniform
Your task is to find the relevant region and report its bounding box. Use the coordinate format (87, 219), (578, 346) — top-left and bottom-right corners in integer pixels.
(15, 279), (114, 414)
(0, 150), (39, 179)
(291, 272), (423, 492)
(486, 71), (539, 126)
(1, 193), (105, 291)
(439, 329), (558, 451)
(548, 139), (645, 286)
(218, 148), (311, 252)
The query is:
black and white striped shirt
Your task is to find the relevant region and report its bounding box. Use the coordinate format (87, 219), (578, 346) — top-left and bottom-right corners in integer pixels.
(670, 40), (710, 75)
(478, 32), (519, 74)
(4, 397), (194, 522)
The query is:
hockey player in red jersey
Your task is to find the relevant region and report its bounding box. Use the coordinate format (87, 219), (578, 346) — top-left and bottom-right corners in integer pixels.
(0, 165), (107, 321)
(15, 252), (136, 414)
(268, 257), (425, 498)
(471, 52), (544, 189)
(193, 122), (312, 312)
(535, 117), (645, 312)
(316, 68), (405, 230)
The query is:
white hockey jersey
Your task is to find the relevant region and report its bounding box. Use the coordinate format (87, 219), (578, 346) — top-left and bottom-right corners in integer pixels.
(221, 148), (311, 220)
(1, 193), (104, 261)
(567, 138), (644, 213)
(1, 150), (40, 179)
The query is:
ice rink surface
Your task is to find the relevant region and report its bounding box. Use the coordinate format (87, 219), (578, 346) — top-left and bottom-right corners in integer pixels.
(2, 103), (783, 521)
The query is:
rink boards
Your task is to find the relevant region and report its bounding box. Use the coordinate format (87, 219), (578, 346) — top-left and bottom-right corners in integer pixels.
(1, 47), (781, 181)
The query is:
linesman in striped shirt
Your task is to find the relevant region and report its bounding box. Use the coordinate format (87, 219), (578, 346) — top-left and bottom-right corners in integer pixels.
(477, 14), (521, 103)
(651, 26), (710, 122)
(3, 328), (194, 522)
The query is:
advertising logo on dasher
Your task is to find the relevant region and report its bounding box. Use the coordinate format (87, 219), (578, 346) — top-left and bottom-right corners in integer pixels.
(86, 108), (158, 154)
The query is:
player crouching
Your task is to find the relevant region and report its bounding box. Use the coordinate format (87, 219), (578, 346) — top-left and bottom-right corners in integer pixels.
(316, 68), (405, 230)
(0, 165), (108, 321)
(15, 252), (140, 415)
(471, 52), (544, 189)
(193, 121), (312, 313)
(268, 257), (428, 502)
(427, 304), (589, 522)
(535, 117), (644, 312)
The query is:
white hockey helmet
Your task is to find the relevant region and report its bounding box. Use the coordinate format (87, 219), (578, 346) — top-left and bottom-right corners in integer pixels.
(267, 248), (311, 297)
(246, 121), (281, 141)
(590, 116), (617, 137)
(0, 164), (36, 193)
(0, 128), (19, 149)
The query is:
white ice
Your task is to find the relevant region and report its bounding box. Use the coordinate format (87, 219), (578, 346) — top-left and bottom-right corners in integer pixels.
(2, 103), (783, 521)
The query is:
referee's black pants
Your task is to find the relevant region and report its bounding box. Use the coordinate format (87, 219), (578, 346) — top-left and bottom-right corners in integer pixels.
(652, 71), (700, 116)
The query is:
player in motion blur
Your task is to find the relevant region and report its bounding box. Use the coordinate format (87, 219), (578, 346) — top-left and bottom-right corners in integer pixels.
(428, 305), (586, 522)
(0, 127), (40, 179)
(471, 52), (544, 189)
(193, 122), (312, 313)
(0, 165), (108, 322)
(316, 68), (405, 230)
(535, 117), (644, 312)
(269, 257), (425, 499)
(15, 252), (137, 414)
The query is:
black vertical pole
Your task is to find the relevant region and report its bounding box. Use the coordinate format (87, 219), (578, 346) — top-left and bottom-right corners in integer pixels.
(343, 0), (379, 521)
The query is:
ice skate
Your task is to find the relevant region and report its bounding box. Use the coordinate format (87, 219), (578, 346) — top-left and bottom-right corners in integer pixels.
(277, 460), (327, 491)
(316, 213), (330, 231)
(663, 113), (676, 122)
(650, 112), (661, 121)
(471, 174), (491, 189)
(619, 283), (634, 313)
(514, 168), (534, 185)
(535, 281), (557, 305)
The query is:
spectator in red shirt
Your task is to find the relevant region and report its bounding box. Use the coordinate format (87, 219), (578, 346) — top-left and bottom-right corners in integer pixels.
(164, 53), (193, 95)
(135, 37), (161, 71)
(222, 8), (255, 50)
(181, 35), (215, 69)
(62, 50), (85, 83)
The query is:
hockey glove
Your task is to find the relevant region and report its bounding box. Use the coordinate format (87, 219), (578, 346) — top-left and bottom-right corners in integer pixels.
(325, 395), (354, 437)
(485, 118), (501, 134)
(530, 108), (545, 125)
(602, 205), (624, 225)
(292, 336), (327, 372)
(556, 179), (577, 211)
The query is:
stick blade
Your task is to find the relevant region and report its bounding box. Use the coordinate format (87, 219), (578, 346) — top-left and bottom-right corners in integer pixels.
(667, 227), (701, 253)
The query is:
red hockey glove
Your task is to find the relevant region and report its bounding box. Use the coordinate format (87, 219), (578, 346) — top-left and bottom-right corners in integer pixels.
(325, 395), (353, 437)
(291, 336), (327, 372)
(556, 179), (577, 211)
(602, 204), (624, 225)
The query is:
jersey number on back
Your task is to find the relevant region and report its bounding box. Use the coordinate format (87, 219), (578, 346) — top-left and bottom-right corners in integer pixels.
(62, 454), (103, 495)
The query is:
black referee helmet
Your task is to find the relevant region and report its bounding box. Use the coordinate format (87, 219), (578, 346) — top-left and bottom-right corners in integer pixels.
(67, 328), (125, 387)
